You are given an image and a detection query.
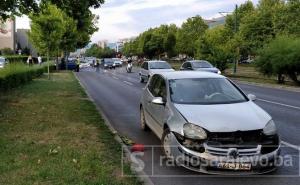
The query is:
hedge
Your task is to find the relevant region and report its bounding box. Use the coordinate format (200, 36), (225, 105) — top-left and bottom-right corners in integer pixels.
(0, 63), (55, 91)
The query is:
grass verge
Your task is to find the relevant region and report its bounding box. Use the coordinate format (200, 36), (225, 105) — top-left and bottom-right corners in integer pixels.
(0, 72), (141, 185)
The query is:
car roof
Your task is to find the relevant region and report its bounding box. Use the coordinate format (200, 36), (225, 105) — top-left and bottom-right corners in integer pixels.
(154, 71), (224, 80)
(146, 60), (167, 63)
(188, 60), (210, 63)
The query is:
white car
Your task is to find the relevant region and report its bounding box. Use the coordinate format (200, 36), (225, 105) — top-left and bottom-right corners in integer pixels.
(0, 57), (8, 69)
(112, 58), (123, 67)
(79, 61), (90, 68)
(140, 71), (280, 174)
(139, 60), (174, 83)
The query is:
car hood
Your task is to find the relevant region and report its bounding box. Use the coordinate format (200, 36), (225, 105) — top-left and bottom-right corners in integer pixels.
(194, 67), (219, 73)
(174, 101), (271, 132)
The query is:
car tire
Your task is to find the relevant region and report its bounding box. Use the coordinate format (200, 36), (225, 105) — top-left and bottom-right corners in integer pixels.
(140, 76), (144, 83)
(140, 107), (150, 131)
(162, 128), (174, 159)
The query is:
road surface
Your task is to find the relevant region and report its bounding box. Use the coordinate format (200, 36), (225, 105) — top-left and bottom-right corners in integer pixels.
(76, 67), (300, 185)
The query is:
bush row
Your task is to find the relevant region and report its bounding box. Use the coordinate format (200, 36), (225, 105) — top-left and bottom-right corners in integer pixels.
(0, 64), (55, 91)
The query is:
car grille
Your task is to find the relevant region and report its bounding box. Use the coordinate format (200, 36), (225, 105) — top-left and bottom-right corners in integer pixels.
(205, 130), (279, 156)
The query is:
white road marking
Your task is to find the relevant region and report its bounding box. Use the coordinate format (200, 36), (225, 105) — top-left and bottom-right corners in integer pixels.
(281, 141), (300, 151)
(258, 98), (300, 110)
(123, 81), (133, 86)
(112, 76), (119, 80)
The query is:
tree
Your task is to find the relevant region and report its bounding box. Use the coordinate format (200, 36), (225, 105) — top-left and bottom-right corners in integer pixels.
(238, 0), (283, 55)
(176, 16), (208, 57)
(29, 3), (65, 79)
(255, 35), (300, 84)
(0, 0), (39, 20)
(274, 0), (300, 36)
(196, 26), (236, 71)
(85, 44), (116, 58)
(143, 32), (164, 59)
(46, 0), (105, 48)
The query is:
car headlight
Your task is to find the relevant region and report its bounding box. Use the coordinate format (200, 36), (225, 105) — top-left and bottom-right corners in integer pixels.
(104, 64), (107, 67)
(183, 123), (207, 140)
(263, 120), (277, 136)
(113, 64), (116, 66)
(217, 70), (221, 75)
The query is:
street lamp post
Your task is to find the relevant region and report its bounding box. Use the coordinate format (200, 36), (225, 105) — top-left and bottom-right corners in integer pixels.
(219, 4), (238, 74)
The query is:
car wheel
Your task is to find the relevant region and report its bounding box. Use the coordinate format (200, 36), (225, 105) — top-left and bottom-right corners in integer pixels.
(140, 76), (144, 83)
(162, 128), (173, 159)
(140, 107), (149, 131)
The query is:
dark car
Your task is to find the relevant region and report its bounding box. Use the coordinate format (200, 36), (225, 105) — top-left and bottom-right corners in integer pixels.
(180, 60), (221, 74)
(103, 58), (115, 69)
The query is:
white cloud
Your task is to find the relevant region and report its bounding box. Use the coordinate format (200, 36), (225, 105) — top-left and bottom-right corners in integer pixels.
(16, 0), (259, 43)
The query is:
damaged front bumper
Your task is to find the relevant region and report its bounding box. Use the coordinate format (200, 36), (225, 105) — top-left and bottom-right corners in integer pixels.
(167, 132), (281, 175)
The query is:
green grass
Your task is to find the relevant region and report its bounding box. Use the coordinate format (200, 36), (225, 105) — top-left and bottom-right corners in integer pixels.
(0, 72), (141, 185)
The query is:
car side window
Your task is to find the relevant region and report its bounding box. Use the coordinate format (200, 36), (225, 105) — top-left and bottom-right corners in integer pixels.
(148, 75), (159, 94)
(182, 62), (187, 69)
(187, 62), (192, 69)
(144, 62), (149, 70)
(157, 77), (167, 101)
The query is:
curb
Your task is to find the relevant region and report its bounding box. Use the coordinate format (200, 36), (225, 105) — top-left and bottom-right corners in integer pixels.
(73, 72), (154, 185)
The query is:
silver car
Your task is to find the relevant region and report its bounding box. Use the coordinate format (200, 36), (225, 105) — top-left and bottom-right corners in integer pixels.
(139, 60), (174, 83)
(180, 60), (221, 74)
(140, 71), (280, 174)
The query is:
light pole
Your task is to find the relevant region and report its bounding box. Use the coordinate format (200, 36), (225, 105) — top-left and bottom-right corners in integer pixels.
(219, 4), (238, 74)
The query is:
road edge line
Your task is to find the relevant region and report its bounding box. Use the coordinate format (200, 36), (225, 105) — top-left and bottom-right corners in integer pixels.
(74, 72), (154, 185)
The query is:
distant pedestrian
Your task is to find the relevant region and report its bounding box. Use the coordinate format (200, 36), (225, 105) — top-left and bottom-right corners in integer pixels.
(96, 59), (100, 72)
(38, 55), (42, 65)
(76, 57), (80, 72)
(27, 55), (33, 66)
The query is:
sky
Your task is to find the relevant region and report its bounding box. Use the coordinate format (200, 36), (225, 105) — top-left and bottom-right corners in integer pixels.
(16, 0), (259, 43)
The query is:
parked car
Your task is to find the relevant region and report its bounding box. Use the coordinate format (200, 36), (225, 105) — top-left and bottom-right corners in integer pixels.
(0, 57), (8, 69)
(180, 60), (221, 74)
(103, 58), (115, 69)
(79, 61), (90, 68)
(140, 71), (280, 174)
(139, 60), (174, 83)
(112, 58), (123, 67)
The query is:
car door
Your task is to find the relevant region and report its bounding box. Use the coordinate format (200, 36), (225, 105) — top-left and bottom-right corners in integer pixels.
(140, 62), (148, 78)
(147, 75), (167, 137)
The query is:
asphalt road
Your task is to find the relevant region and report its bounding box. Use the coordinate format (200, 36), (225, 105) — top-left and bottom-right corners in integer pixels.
(76, 67), (300, 185)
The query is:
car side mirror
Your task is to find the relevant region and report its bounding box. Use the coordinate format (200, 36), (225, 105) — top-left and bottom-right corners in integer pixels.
(248, 94), (256, 101)
(152, 97), (165, 105)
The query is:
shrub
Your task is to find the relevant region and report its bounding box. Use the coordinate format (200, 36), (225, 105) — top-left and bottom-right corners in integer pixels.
(0, 48), (14, 55)
(255, 35), (300, 84)
(0, 63), (55, 91)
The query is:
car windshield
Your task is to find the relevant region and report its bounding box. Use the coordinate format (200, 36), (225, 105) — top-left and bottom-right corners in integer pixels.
(169, 78), (248, 105)
(192, 61), (213, 68)
(104, 59), (113, 64)
(149, 62), (171, 69)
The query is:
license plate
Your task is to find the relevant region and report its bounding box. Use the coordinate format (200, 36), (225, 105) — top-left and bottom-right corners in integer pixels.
(217, 162), (251, 171)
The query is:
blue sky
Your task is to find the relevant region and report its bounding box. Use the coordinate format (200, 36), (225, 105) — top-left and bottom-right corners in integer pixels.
(17, 0), (259, 43)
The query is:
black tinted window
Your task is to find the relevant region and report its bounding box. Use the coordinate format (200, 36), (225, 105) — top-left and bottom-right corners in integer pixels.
(148, 75), (166, 100)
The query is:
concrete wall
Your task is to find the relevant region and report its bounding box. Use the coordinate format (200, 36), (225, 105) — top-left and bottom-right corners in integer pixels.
(16, 29), (37, 56)
(0, 19), (16, 50)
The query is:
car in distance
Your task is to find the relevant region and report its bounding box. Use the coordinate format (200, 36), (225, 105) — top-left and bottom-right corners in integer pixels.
(103, 58), (115, 69)
(0, 57), (7, 69)
(180, 60), (221, 74)
(139, 60), (174, 83)
(112, 58), (123, 67)
(140, 71), (280, 174)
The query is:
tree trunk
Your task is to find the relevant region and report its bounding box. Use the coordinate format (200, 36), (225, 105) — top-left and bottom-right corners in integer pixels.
(47, 50), (50, 80)
(277, 74), (285, 84)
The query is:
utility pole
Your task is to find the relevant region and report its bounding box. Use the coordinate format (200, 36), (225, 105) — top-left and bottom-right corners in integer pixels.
(233, 4), (238, 74)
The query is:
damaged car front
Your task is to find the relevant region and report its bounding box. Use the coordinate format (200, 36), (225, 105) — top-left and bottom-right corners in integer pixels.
(159, 73), (281, 174)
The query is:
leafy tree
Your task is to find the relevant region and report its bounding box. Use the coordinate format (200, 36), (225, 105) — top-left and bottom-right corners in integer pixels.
(45, 0), (105, 48)
(196, 26), (236, 71)
(164, 32), (177, 58)
(0, 0), (39, 20)
(176, 16), (208, 57)
(29, 3), (65, 79)
(256, 35), (300, 84)
(85, 44), (116, 58)
(143, 32), (164, 59)
(274, 0), (300, 36)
